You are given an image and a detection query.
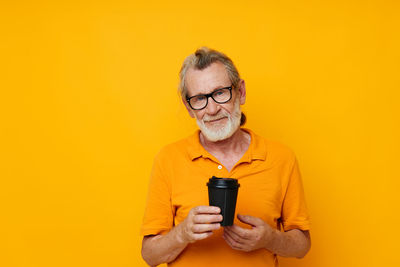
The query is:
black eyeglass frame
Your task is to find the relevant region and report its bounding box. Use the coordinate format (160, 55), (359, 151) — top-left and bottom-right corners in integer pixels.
(186, 86), (233, 110)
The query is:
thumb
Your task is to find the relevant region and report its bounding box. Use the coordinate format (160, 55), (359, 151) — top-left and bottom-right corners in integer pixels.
(237, 214), (264, 227)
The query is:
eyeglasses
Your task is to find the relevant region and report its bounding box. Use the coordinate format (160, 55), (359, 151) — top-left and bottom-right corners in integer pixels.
(186, 86), (233, 110)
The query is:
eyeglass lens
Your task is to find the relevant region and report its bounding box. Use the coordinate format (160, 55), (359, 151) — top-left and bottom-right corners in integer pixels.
(189, 88), (231, 110)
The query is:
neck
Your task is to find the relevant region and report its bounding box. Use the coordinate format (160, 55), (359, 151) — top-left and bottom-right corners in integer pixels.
(199, 128), (250, 155)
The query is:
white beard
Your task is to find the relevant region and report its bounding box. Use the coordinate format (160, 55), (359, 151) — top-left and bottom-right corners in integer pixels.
(195, 97), (241, 142)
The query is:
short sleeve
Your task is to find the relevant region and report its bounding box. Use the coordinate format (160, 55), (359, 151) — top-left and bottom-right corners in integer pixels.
(281, 157), (311, 232)
(140, 151), (174, 236)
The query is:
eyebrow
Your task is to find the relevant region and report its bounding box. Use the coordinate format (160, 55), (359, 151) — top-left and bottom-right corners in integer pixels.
(191, 85), (231, 97)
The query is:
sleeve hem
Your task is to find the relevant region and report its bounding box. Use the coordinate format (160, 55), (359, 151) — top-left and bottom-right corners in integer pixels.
(282, 222), (311, 232)
(140, 227), (171, 236)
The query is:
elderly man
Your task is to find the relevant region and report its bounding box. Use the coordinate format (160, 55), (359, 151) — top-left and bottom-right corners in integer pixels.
(141, 47), (311, 266)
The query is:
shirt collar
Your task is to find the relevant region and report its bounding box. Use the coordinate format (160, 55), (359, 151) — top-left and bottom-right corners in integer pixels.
(186, 128), (267, 162)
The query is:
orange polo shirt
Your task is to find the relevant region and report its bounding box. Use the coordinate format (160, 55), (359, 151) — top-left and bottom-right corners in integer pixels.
(141, 128), (310, 266)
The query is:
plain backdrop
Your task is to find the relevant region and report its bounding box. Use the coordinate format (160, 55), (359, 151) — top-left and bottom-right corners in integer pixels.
(1, 1), (399, 266)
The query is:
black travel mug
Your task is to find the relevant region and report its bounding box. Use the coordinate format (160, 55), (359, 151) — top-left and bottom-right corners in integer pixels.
(207, 176), (240, 226)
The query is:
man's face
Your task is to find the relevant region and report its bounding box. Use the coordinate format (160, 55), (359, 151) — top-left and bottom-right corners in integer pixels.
(184, 62), (246, 142)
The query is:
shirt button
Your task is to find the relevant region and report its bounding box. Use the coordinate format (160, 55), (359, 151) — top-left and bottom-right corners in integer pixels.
(218, 165), (222, 170)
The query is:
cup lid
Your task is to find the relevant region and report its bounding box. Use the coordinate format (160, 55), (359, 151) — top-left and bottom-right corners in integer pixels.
(207, 176), (240, 189)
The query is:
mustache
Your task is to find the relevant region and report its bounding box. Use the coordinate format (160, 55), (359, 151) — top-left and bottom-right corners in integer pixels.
(202, 112), (229, 122)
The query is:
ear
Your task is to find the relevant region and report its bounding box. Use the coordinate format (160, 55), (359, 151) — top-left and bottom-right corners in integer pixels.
(237, 79), (246, 105)
(182, 97), (195, 118)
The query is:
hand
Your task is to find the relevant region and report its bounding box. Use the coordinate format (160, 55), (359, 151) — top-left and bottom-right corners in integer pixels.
(178, 206), (223, 244)
(223, 214), (275, 252)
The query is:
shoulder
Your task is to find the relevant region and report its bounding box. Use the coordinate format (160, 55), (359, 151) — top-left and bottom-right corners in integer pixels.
(248, 129), (296, 164)
(153, 132), (197, 163)
(266, 139), (296, 160)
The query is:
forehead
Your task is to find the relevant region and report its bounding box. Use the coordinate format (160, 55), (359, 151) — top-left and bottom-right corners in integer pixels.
(185, 62), (231, 96)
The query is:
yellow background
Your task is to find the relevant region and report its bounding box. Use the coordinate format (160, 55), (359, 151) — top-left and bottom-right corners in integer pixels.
(1, 1), (399, 266)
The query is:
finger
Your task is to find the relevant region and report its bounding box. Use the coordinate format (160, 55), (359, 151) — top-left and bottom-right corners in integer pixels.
(192, 231), (214, 241)
(193, 214), (223, 224)
(224, 226), (249, 242)
(191, 223), (220, 233)
(223, 232), (245, 251)
(193, 206), (221, 215)
(225, 224), (252, 240)
(237, 214), (264, 227)
(224, 227), (246, 244)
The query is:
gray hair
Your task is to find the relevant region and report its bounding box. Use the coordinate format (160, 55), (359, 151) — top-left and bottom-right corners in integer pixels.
(178, 47), (246, 126)
(179, 47), (241, 99)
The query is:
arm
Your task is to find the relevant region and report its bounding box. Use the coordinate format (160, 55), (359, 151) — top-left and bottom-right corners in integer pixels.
(141, 206), (222, 266)
(223, 214), (311, 258)
(141, 224), (188, 267)
(266, 228), (310, 258)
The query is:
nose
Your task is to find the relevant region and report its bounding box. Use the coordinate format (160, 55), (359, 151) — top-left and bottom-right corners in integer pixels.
(204, 96), (220, 115)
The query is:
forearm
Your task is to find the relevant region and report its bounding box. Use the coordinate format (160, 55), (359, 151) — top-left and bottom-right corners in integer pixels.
(265, 229), (311, 258)
(141, 223), (188, 266)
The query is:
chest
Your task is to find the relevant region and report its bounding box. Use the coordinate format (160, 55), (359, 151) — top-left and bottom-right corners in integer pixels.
(217, 156), (241, 172)
(212, 152), (246, 172)
(169, 160), (285, 229)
